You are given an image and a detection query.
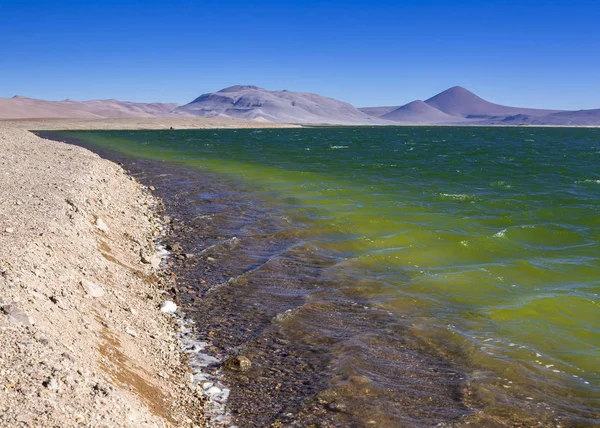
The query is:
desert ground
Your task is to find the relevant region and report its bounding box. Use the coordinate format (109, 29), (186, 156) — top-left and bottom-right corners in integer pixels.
(0, 126), (208, 427)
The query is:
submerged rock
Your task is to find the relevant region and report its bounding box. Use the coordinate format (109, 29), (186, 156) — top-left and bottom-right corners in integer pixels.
(223, 355), (252, 372)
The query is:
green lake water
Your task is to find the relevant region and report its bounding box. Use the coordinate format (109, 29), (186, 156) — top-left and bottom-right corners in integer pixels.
(54, 127), (599, 422)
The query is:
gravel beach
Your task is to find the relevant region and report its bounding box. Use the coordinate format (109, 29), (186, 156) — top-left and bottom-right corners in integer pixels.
(0, 127), (205, 427)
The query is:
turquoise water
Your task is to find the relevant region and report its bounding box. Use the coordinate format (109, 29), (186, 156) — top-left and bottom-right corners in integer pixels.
(55, 127), (599, 422)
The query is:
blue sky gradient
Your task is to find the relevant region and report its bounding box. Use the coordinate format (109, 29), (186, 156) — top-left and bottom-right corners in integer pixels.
(1, 0), (598, 109)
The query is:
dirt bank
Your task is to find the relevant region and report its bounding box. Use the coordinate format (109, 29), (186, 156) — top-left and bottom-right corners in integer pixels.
(0, 127), (204, 427)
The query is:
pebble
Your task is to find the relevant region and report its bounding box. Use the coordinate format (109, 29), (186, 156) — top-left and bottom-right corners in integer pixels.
(125, 328), (138, 337)
(80, 280), (105, 298)
(150, 255), (161, 269)
(223, 355), (252, 372)
(43, 378), (59, 391)
(2, 303), (33, 326)
(206, 386), (222, 396)
(95, 217), (110, 234)
(160, 300), (177, 314)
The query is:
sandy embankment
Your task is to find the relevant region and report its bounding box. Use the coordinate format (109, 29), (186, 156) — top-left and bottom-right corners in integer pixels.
(0, 127), (204, 426)
(0, 117), (301, 131)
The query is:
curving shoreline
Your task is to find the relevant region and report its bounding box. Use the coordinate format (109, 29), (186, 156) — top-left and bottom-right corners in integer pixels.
(0, 127), (205, 427)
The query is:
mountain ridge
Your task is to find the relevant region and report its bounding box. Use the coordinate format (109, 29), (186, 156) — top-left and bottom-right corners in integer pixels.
(1, 86), (598, 126)
(174, 86), (389, 125)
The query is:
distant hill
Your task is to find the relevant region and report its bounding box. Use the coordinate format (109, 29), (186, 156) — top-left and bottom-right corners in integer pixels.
(424, 86), (559, 118)
(381, 100), (456, 123)
(0, 96), (178, 119)
(361, 86), (600, 125)
(173, 85), (388, 125)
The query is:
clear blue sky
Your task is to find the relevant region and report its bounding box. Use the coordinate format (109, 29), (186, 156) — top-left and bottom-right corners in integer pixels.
(1, 0), (598, 109)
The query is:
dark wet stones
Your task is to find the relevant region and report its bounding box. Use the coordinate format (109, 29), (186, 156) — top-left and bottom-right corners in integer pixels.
(223, 356), (252, 372)
(167, 242), (183, 252)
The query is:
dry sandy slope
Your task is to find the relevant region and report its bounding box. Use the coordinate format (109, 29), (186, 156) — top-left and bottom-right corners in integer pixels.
(1, 117), (300, 130)
(0, 97), (178, 120)
(0, 128), (205, 427)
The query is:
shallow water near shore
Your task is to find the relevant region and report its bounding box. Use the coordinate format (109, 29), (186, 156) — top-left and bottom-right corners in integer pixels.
(40, 127), (599, 426)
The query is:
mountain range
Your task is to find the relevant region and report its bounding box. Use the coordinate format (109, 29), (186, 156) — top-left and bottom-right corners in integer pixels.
(171, 85), (386, 125)
(0, 96), (178, 120)
(1, 86), (598, 126)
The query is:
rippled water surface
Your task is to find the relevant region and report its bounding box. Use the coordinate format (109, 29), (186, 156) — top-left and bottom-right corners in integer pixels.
(48, 127), (599, 424)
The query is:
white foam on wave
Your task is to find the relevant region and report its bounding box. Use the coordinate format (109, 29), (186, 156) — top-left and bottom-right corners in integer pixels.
(439, 193), (480, 201)
(330, 145), (349, 149)
(177, 318), (234, 425)
(491, 180), (512, 188)
(493, 229), (507, 238)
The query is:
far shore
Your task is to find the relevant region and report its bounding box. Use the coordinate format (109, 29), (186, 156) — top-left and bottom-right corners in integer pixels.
(2, 117), (597, 131)
(0, 117), (301, 131)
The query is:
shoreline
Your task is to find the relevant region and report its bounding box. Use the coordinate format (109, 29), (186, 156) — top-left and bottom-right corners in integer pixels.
(0, 117), (301, 131)
(45, 131), (475, 426)
(1, 117), (598, 131)
(0, 127), (205, 426)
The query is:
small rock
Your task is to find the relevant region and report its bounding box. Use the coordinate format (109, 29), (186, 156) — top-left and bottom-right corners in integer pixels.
(2, 303), (33, 326)
(95, 217), (110, 234)
(160, 300), (177, 314)
(125, 328), (138, 337)
(150, 255), (161, 269)
(167, 243), (183, 252)
(223, 356), (252, 372)
(206, 386), (222, 396)
(80, 280), (105, 298)
(327, 401), (347, 412)
(4, 227), (14, 234)
(43, 378), (59, 391)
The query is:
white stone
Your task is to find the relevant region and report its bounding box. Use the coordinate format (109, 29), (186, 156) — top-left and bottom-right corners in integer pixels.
(206, 386), (222, 396)
(150, 255), (161, 269)
(160, 300), (177, 314)
(95, 217), (110, 234)
(80, 280), (105, 298)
